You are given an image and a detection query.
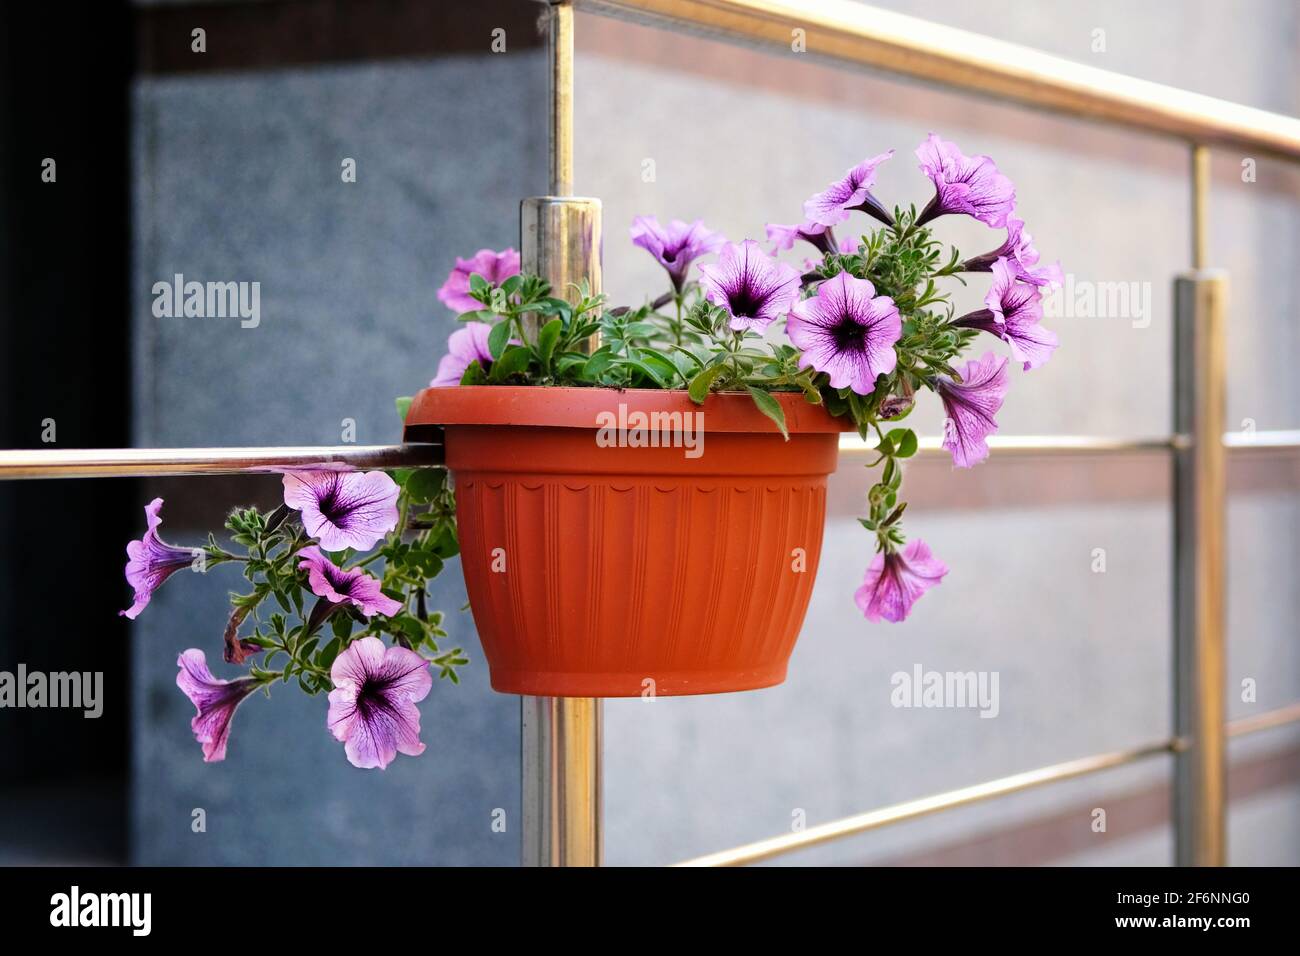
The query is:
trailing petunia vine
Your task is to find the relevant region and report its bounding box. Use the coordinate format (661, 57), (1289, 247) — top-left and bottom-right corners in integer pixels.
(120, 133), (1060, 767)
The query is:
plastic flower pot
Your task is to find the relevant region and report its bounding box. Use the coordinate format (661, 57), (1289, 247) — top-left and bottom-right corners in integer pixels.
(404, 386), (851, 697)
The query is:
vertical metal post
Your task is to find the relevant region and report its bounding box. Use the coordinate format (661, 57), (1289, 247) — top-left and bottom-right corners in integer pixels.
(1173, 145), (1227, 866)
(518, 198), (603, 869)
(546, 0), (574, 197)
(1190, 145), (1210, 271)
(520, 2), (604, 868)
(522, 697), (604, 866)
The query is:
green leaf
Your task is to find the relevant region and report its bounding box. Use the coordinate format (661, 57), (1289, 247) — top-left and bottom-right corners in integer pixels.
(394, 615), (425, 641)
(537, 318), (563, 366)
(623, 321), (658, 339)
(634, 349), (681, 386)
(406, 468), (446, 504)
(459, 360), (488, 386)
(431, 524), (460, 558)
(746, 386), (788, 440)
(891, 428), (918, 458)
(687, 364), (725, 404)
(487, 321), (512, 360)
(394, 396), (413, 423)
(408, 550), (444, 577)
(666, 345), (704, 373)
(317, 637), (342, 669)
(535, 297), (574, 321)
(614, 355), (668, 388)
(581, 348), (616, 381)
(488, 344), (531, 382)
(469, 272), (489, 293)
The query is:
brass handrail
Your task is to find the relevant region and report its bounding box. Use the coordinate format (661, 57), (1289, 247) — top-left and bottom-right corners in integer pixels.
(674, 702), (1300, 867)
(573, 0), (1300, 160)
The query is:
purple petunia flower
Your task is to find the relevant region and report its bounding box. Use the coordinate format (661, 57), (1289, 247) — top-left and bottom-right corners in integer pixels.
(787, 271), (901, 394)
(961, 214), (1062, 289)
(327, 636), (432, 770)
(120, 497), (196, 620)
(630, 217), (725, 292)
(854, 539), (948, 623)
(436, 248), (520, 314)
(915, 134), (1016, 229)
(937, 351), (1011, 468)
(766, 220), (837, 256)
(697, 240), (802, 333)
(298, 546), (403, 618)
(803, 151), (895, 228)
(430, 322), (494, 387)
(282, 471), (400, 552)
(176, 649), (262, 763)
(954, 258), (1058, 370)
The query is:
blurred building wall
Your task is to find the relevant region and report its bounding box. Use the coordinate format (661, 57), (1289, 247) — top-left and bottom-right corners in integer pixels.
(129, 1), (547, 864)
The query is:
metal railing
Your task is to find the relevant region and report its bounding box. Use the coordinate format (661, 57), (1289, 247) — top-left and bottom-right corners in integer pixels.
(3, 0), (1298, 867)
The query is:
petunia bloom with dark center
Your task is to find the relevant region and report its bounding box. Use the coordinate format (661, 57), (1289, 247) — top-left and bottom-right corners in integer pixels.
(854, 539), (949, 623)
(786, 271), (901, 395)
(937, 351), (1011, 468)
(326, 636), (432, 770)
(697, 240), (802, 333)
(282, 470), (400, 553)
(121, 497), (197, 620)
(803, 151), (895, 228)
(298, 546), (403, 619)
(953, 258), (1058, 371)
(176, 649), (262, 762)
(630, 216), (725, 292)
(915, 134), (1016, 229)
(960, 214), (1063, 289)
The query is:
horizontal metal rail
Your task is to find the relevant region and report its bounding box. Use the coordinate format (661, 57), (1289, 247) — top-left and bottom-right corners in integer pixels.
(0, 444), (442, 479)
(839, 431), (1300, 456)
(840, 433), (1179, 456)
(1226, 701), (1300, 739)
(673, 702), (1300, 867)
(0, 430), (1294, 481)
(574, 0), (1300, 160)
(1223, 429), (1300, 450)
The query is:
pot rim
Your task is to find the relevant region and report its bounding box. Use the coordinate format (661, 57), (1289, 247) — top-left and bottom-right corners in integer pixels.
(405, 385), (856, 436)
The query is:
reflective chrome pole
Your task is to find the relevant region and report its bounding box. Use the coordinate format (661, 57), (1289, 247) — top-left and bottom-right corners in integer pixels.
(1173, 145), (1227, 866)
(520, 0), (604, 868)
(522, 697), (603, 866)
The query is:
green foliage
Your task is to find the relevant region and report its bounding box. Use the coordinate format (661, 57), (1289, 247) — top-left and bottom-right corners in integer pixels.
(213, 403), (467, 695)
(453, 213), (973, 558)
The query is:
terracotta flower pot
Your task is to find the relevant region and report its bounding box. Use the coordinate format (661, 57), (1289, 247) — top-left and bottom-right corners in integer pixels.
(404, 386), (850, 697)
